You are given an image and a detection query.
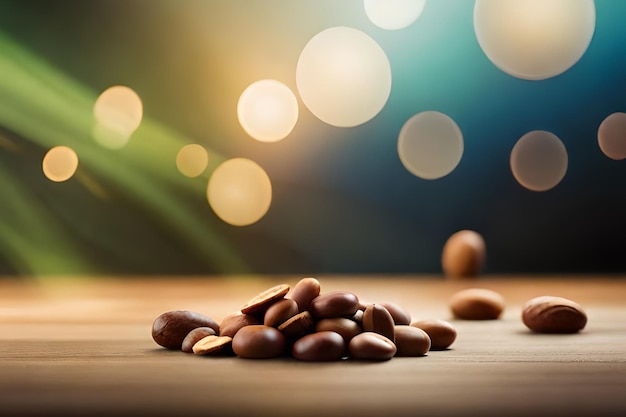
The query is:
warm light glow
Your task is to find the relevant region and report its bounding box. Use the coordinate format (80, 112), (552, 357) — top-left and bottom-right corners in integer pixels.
(207, 158), (272, 226)
(176, 144), (209, 178)
(474, 0), (595, 80)
(398, 111), (464, 180)
(42, 146), (79, 182)
(510, 130), (568, 191)
(92, 123), (132, 150)
(364, 0), (426, 30)
(598, 112), (626, 160)
(93, 85), (143, 148)
(296, 26), (392, 128)
(237, 79), (299, 143)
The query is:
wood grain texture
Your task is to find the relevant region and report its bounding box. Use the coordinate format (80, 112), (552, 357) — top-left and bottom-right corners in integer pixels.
(1, 275), (625, 417)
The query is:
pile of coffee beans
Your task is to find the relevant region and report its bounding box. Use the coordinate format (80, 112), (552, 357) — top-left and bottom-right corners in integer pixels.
(151, 277), (457, 361)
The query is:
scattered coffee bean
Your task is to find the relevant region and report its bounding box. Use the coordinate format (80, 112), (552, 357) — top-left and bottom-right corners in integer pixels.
(362, 304), (395, 342)
(192, 335), (233, 356)
(287, 277), (321, 312)
(522, 295), (587, 334)
(152, 310), (220, 350)
(349, 332), (396, 361)
(441, 230), (486, 279)
(394, 326), (431, 357)
(411, 319), (457, 350)
(292, 331), (345, 361)
(232, 325), (286, 359)
(181, 327), (217, 353)
(380, 302), (411, 325)
(449, 288), (505, 320)
(219, 312), (262, 338)
(241, 284), (290, 315)
(310, 291), (359, 319)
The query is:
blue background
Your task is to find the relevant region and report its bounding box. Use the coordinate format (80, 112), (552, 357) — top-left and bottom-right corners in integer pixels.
(0, 0), (625, 276)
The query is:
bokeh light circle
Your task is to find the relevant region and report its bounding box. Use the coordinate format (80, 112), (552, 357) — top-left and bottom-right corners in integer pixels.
(510, 130), (568, 192)
(296, 26), (392, 127)
(207, 158), (272, 226)
(398, 111), (464, 180)
(237, 79), (299, 142)
(364, 0), (426, 30)
(474, 0), (595, 80)
(93, 85), (143, 148)
(42, 146), (79, 182)
(598, 112), (626, 160)
(176, 144), (209, 178)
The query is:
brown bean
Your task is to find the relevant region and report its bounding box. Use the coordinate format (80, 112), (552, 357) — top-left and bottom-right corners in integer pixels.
(288, 277), (321, 312)
(380, 302), (411, 325)
(441, 230), (486, 278)
(264, 298), (299, 328)
(348, 332), (396, 361)
(315, 318), (362, 343)
(292, 331), (345, 361)
(232, 325), (286, 359)
(181, 327), (217, 353)
(192, 335), (233, 356)
(219, 312), (262, 338)
(394, 326), (431, 357)
(152, 310), (220, 350)
(310, 291), (359, 318)
(362, 304), (395, 342)
(522, 295), (587, 333)
(411, 319), (457, 350)
(277, 311), (315, 340)
(241, 284), (290, 315)
(449, 288), (505, 320)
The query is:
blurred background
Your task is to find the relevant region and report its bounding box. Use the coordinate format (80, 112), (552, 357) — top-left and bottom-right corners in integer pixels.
(0, 0), (625, 277)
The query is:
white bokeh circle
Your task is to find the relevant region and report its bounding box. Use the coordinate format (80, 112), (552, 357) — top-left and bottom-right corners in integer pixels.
(296, 26), (392, 128)
(510, 130), (568, 192)
(474, 0), (596, 80)
(207, 158), (272, 226)
(176, 144), (209, 178)
(598, 112), (626, 160)
(42, 146), (79, 182)
(398, 111), (464, 180)
(237, 79), (299, 143)
(364, 0), (426, 30)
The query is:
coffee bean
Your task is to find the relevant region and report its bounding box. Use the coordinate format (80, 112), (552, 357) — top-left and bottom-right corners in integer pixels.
(380, 302), (411, 325)
(522, 295), (587, 333)
(449, 288), (505, 320)
(264, 298), (299, 328)
(241, 284), (290, 315)
(277, 311), (315, 340)
(292, 331), (345, 361)
(152, 310), (220, 350)
(181, 327), (217, 353)
(310, 291), (359, 319)
(232, 325), (286, 359)
(348, 332), (396, 361)
(192, 335), (233, 356)
(362, 304), (395, 342)
(411, 319), (457, 350)
(394, 326), (431, 357)
(287, 277), (321, 312)
(441, 230), (486, 279)
(219, 312), (262, 338)
(315, 318), (362, 343)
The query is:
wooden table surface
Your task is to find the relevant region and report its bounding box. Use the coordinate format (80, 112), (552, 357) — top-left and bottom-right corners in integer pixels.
(1, 275), (625, 417)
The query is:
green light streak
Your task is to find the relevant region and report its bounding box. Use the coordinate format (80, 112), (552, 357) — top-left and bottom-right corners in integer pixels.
(0, 30), (250, 277)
